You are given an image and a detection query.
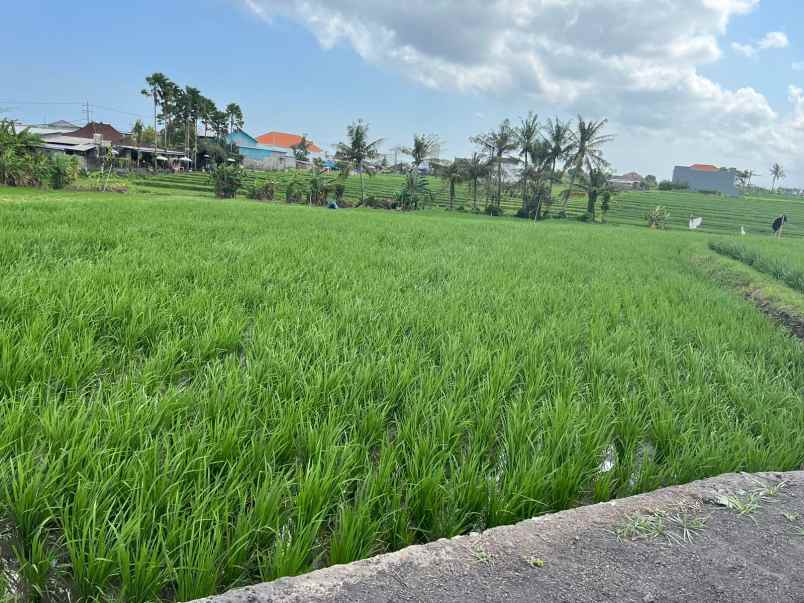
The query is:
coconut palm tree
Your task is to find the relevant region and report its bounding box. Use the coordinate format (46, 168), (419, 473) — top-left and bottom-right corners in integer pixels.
(543, 117), (574, 208)
(516, 111), (540, 211)
(404, 134), (439, 171)
(770, 163), (786, 193)
(336, 119), (383, 204)
(526, 139), (552, 219)
(435, 160), (465, 211)
(577, 168), (612, 220)
(470, 120), (517, 209)
(292, 135), (312, 163)
(560, 117), (613, 216)
(463, 152), (489, 213)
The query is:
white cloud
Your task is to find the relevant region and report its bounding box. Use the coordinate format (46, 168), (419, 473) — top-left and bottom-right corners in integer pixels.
(758, 31), (789, 49)
(731, 30), (789, 58)
(731, 42), (756, 57)
(243, 0), (804, 181)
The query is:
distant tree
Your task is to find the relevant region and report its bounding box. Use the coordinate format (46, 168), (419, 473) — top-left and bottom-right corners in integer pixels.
(525, 139), (552, 219)
(644, 174), (657, 189)
(199, 96), (217, 138)
(542, 117), (574, 209)
(140, 126), (156, 147)
(131, 119), (144, 146)
(577, 168), (612, 220)
(141, 73), (170, 158)
(292, 134), (312, 163)
(470, 119), (517, 209)
(516, 111), (540, 215)
(463, 152), (489, 212)
(404, 134), (439, 171)
(435, 160), (465, 210)
(307, 165), (334, 205)
(336, 119), (383, 204)
(225, 103), (244, 134)
(560, 117), (613, 216)
(516, 111), (540, 212)
(770, 163), (786, 193)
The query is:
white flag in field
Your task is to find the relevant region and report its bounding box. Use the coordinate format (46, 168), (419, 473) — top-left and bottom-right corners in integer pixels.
(688, 216), (703, 230)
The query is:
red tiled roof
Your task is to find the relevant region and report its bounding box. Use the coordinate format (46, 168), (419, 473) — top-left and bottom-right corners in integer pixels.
(67, 122), (125, 144)
(690, 163), (718, 172)
(255, 131), (322, 153)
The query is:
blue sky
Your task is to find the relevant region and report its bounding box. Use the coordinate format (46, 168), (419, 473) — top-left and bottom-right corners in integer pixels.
(2, 1), (802, 185)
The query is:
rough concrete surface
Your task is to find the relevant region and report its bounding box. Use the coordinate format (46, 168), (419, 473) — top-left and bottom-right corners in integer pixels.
(194, 471), (804, 603)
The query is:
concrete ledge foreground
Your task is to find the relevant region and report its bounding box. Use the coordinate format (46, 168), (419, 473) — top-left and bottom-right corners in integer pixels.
(194, 471), (804, 602)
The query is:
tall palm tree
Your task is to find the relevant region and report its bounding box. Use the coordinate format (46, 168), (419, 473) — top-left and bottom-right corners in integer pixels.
(543, 117), (573, 207)
(141, 72), (169, 158)
(560, 117), (613, 216)
(159, 79), (180, 148)
(526, 139), (552, 219)
(404, 134), (439, 171)
(578, 168), (611, 219)
(199, 97), (216, 138)
(463, 152), (489, 212)
(470, 119), (517, 209)
(292, 135), (312, 163)
(336, 119), (383, 204)
(435, 160), (465, 210)
(770, 163), (785, 193)
(516, 111), (540, 211)
(225, 103), (244, 135)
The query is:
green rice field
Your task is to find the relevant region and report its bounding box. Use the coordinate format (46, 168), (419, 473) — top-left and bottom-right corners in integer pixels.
(0, 186), (802, 601)
(709, 237), (804, 294)
(131, 171), (804, 238)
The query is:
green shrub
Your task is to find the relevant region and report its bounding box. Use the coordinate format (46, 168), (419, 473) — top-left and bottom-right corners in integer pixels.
(658, 180), (688, 191)
(247, 179), (275, 201)
(285, 174), (307, 203)
(645, 206), (670, 229)
(209, 164), (243, 199)
(49, 154), (80, 189)
(484, 204), (503, 216)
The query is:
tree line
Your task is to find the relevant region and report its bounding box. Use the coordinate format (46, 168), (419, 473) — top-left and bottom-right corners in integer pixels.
(333, 113), (614, 219)
(138, 72), (244, 165)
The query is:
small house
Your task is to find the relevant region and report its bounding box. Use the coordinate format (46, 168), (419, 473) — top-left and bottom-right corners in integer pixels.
(672, 164), (739, 196)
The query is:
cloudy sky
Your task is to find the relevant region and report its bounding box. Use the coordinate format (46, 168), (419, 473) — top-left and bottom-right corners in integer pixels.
(2, 0), (802, 185)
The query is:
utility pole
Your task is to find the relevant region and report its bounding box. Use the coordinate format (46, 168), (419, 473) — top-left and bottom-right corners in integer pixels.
(83, 101), (92, 125)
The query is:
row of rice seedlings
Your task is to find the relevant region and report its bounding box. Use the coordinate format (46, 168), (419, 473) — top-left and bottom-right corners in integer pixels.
(709, 238), (804, 293)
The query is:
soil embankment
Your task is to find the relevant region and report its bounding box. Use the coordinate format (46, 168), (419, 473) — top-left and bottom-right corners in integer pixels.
(196, 470), (804, 603)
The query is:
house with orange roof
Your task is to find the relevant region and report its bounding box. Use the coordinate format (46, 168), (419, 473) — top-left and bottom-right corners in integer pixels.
(255, 131), (322, 155)
(672, 163), (738, 196)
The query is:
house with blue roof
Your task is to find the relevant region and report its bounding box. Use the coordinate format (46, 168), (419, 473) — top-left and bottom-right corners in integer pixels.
(225, 129), (295, 169)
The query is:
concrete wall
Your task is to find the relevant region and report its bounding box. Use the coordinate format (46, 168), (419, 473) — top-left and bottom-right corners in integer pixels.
(672, 166), (738, 196)
(243, 155), (297, 171)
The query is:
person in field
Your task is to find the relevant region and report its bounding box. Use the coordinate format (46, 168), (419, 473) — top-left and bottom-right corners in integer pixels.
(772, 214), (787, 238)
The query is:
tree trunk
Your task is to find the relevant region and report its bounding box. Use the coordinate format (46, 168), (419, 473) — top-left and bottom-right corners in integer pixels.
(449, 180), (454, 210)
(473, 178), (478, 212)
(497, 158), (502, 209)
(359, 167), (365, 204)
(521, 153), (528, 211)
(562, 162), (579, 217)
(586, 190), (597, 217)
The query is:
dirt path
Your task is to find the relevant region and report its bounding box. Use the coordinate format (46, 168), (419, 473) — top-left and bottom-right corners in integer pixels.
(195, 470), (804, 603)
